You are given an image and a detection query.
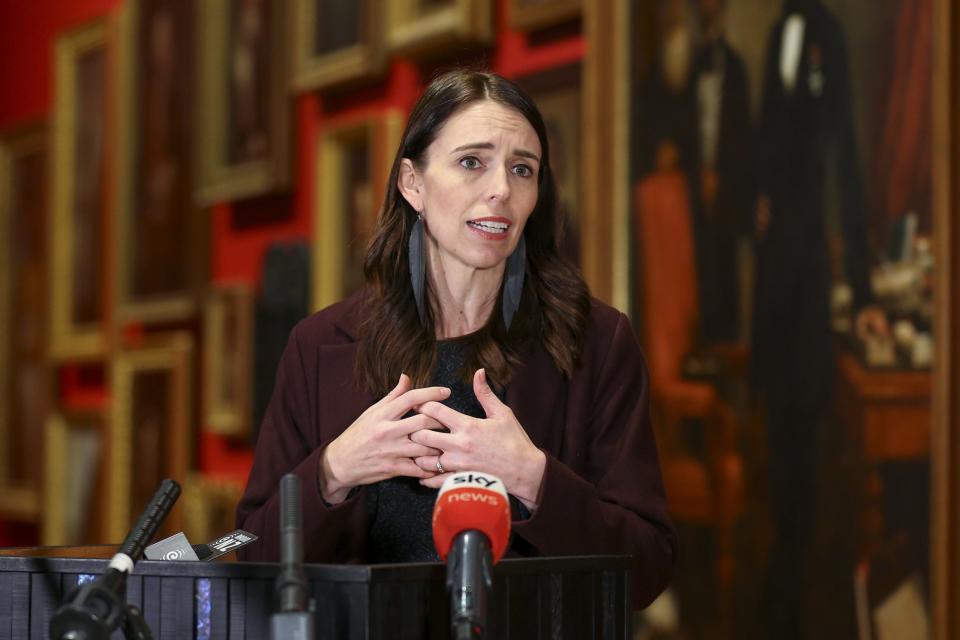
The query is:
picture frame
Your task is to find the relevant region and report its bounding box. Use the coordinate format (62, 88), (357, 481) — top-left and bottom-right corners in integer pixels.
(508, 0), (580, 31)
(108, 333), (193, 541)
(116, 0), (206, 324)
(0, 123), (50, 524)
(196, 0), (291, 204)
(312, 112), (402, 311)
(517, 65), (583, 265)
(203, 283), (254, 437)
(384, 0), (493, 58)
(50, 20), (114, 360)
(43, 409), (107, 545)
(181, 472), (244, 546)
(291, 0), (385, 92)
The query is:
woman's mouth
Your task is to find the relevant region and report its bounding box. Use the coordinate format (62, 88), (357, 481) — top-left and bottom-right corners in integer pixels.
(466, 217), (511, 237)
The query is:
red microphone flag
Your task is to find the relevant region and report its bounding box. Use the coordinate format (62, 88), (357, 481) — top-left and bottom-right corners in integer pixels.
(432, 472), (511, 563)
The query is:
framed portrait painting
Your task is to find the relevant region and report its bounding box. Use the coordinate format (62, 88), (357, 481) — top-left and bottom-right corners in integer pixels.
(517, 65), (583, 266)
(203, 283), (253, 437)
(292, 0), (385, 92)
(0, 124), (50, 524)
(108, 333), (193, 540)
(43, 409), (107, 545)
(384, 0), (493, 58)
(196, 0), (291, 204)
(50, 20), (114, 360)
(312, 112), (402, 311)
(116, 0), (206, 323)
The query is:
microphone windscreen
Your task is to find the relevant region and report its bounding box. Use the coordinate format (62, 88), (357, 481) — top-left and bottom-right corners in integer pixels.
(432, 472), (511, 563)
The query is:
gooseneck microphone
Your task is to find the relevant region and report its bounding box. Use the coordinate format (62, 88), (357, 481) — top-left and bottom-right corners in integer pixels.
(432, 472), (511, 640)
(49, 479), (181, 640)
(270, 474), (314, 640)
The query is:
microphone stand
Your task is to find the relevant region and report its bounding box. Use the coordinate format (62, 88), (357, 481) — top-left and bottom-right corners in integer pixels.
(49, 479), (181, 640)
(270, 474), (314, 640)
(447, 530), (493, 640)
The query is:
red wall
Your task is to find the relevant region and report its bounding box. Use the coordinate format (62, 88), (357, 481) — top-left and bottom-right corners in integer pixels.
(0, 0), (583, 544)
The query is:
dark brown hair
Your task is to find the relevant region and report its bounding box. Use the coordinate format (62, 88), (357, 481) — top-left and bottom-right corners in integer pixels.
(356, 69), (591, 395)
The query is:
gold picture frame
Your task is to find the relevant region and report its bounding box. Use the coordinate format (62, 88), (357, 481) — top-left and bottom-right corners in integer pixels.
(50, 19), (115, 360)
(508, 0), (580, 31)
(116, 0), (206, 324)
(196, 0), (291, 204)
(181, 471), (244, 545)
(43, 408), (107, 545)
(0, 123), (50, 524)
(385, 0), (493, 58)
(292, 0), (385, 92)
(312, 112), (402, 311)
(108, 333), (193, 541)
(203, 283), (253, 437)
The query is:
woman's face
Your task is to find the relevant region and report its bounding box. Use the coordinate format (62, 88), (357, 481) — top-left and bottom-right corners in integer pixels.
(399, 100), (542, 273)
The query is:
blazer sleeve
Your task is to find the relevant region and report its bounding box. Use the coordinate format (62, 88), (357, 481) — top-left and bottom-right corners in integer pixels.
(511, 312), (678, 608)
(235, 323), (368, 563)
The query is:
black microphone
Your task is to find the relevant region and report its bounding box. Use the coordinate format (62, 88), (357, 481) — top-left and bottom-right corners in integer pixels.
(432, 472), (512, 640)
(270, 473), (314, 640)
(49, 479), (181, 640)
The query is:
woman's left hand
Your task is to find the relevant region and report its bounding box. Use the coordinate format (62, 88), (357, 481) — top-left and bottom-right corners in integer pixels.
(410, 368), (546, 511)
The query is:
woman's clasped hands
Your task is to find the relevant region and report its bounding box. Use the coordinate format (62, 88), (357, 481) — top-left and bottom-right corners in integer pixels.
(319, 369), (546, 511)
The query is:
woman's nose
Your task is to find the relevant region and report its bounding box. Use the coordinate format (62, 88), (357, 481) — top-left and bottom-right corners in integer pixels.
(487, 164), (511, 202)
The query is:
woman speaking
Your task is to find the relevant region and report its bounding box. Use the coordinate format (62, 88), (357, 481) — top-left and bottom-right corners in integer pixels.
(236, 69), (676, 607)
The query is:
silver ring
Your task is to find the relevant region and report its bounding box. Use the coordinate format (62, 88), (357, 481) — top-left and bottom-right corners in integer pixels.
(436, 457), (445, 474)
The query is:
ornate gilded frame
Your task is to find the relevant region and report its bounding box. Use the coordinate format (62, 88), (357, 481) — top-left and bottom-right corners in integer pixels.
(384, 0), (492, 58)
(508, 0), (580, 31)
(116, 0), (205, 324)
(203, 283), (254, 437)
(0, 123), (48, 523)
(291, 0), (385, 92)
(43, 408), (107, 545)
(108, 333), (193, 541)
(931, 1), (960, 636)
(50, 19), (114, 360)
(196, 0), (291, 204)
(312, 112), (402, 311)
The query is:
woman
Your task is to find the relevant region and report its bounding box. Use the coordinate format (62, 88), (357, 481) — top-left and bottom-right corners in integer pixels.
(236, 69), (676, 607)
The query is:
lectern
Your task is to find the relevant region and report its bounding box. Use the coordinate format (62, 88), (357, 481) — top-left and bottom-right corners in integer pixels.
(0, 552), (631, 639)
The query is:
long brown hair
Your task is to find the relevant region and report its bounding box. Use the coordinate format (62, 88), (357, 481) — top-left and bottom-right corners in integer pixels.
(356, 69), (590, 395)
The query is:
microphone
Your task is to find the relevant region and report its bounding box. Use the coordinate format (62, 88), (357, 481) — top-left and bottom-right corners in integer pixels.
(432, 472), (511, 640)
(270, 473), (314, 640)
(50, 478), (181, 640)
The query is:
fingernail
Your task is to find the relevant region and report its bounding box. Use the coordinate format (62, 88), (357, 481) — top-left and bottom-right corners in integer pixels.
(441, 387), (451, 397)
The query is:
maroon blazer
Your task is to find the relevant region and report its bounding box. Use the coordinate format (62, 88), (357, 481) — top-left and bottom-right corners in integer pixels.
(236, 292), (677, 608)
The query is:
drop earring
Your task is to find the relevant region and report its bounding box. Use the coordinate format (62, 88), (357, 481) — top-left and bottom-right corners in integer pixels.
(408, 213), (427, 323)
(502, 235), (526, 330)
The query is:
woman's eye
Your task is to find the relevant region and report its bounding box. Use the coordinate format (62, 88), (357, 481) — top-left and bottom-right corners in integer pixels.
(459, 156), (481, 170)
(512, 164), (534, 178)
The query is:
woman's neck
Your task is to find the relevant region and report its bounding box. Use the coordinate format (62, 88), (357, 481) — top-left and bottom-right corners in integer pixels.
(427, 251), (504, 339)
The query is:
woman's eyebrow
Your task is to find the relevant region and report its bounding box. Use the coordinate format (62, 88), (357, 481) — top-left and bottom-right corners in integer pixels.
(449, 142), (540, 162)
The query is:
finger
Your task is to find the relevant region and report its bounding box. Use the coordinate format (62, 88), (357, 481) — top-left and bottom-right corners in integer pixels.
(386, 386), (451, 417)
(393, 413), (444, 436)
(472, 368), (502, 418)
(417, 400), (475, 432)
(392, 457), (437, 479)
(409, 428), (454, 451)
(398, 442), (441, 459)
(380, 373), (412, 405)
(419, 473), (451, 489)
(412, 455), (441, 474)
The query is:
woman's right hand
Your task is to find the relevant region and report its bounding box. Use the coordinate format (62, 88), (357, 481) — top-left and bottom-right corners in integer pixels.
(318, 374), (449, 504)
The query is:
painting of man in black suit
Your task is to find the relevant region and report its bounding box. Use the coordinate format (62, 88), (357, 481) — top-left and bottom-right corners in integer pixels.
(635, 0), (753, 345)
(751, 0), (888, 636)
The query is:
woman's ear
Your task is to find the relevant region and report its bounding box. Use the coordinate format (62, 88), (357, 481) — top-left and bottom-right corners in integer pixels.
(397, 158), (423, 212)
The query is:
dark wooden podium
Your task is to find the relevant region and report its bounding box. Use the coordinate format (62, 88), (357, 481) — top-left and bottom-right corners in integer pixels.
(0, 549), (631, 639)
